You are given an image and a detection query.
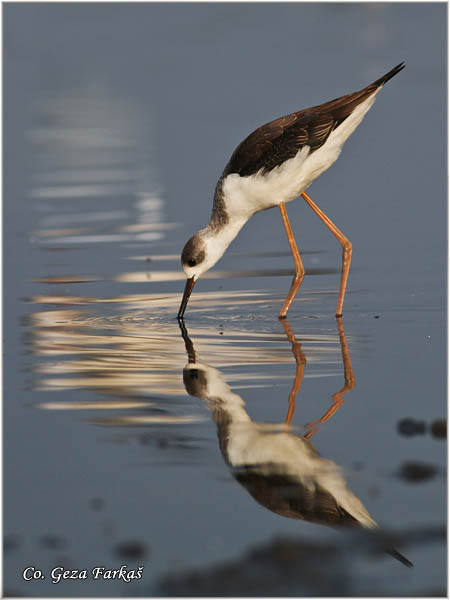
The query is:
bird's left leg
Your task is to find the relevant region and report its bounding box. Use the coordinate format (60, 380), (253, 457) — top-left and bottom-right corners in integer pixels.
(301, 191), (352, 318)
(279, 203), (305, 318)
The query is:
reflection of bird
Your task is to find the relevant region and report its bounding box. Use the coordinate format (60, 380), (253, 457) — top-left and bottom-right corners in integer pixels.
(178, 63), (404, 319)
(184, 361), (377, 528)
(180, 320), (412, 567)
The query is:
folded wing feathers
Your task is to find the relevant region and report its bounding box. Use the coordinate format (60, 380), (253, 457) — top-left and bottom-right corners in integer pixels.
(307, 114), (335, 150)
(223, 64), (404, 178)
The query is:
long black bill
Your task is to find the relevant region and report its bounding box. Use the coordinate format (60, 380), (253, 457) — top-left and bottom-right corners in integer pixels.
(177, 277), (196, 320)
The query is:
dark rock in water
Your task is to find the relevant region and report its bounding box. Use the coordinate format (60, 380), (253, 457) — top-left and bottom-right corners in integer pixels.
(430, 419), (446, 439)
(397, 418), (426, 436)
(398, 461), (439, 483)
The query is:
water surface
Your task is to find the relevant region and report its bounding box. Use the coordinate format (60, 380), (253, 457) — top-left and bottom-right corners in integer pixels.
(4, 3), (446, 597)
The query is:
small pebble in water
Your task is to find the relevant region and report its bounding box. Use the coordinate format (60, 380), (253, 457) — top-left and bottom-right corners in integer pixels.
(397, 418), (426, 436)
(398, 461), (438, 483)
(430, 419), (446, 439)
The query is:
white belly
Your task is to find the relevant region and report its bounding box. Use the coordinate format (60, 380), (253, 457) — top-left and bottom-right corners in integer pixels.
(222, 92), (377, 220)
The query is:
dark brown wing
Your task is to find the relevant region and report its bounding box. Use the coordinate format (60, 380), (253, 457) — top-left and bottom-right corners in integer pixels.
(223, 62), (404, 178)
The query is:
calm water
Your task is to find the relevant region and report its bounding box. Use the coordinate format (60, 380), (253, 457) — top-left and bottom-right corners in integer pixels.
(4, 3), (446, 597)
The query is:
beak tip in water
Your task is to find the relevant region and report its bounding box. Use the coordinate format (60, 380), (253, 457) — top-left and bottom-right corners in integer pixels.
(177, 276), (196, 320)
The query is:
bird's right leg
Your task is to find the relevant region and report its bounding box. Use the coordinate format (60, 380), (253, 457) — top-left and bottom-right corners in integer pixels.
(278, 203), (305, 319)
(301, 191), (352, 318)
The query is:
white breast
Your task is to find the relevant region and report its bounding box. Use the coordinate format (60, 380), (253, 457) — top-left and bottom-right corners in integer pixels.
(222, 92), (378, 220)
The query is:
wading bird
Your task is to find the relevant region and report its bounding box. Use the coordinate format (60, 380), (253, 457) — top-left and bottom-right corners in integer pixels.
(178, 63), (404, 320)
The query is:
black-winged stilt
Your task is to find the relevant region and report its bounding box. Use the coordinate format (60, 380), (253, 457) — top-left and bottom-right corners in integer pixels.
(178, 63), (405, 320)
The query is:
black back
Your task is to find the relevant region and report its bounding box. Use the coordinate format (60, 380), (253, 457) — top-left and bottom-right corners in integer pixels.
(222, 63), (404, 178)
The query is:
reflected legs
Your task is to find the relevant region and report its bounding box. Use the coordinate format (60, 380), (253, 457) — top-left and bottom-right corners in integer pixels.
(304, 318), (355, 438)
(280, 319), (307, 427)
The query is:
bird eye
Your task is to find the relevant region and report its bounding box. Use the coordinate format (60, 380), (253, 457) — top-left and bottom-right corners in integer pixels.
(188, 259), (197, 267)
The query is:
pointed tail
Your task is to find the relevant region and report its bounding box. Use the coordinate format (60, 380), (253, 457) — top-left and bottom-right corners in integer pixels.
(372, 62), (405, 88)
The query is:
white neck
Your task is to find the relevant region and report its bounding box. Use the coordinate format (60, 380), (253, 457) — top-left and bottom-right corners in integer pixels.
(199, 216), (248, 274)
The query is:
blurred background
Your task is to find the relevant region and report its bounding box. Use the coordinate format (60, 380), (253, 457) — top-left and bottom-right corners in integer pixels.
(4, 3), (446, 596)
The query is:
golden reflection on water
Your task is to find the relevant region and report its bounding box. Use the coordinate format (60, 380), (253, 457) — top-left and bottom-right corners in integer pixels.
(28, 89), (172, 251)
(36, 266), (338, 285)
(115, 266), (337, 283)
(29, 291), (347, 427)
(26, 285), (412, 565)
(27, 287), (411, 566)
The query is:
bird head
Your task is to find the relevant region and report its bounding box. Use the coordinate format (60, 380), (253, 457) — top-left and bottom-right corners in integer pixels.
(178, 230), (227, 319)
(180, 232), (208, 280)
